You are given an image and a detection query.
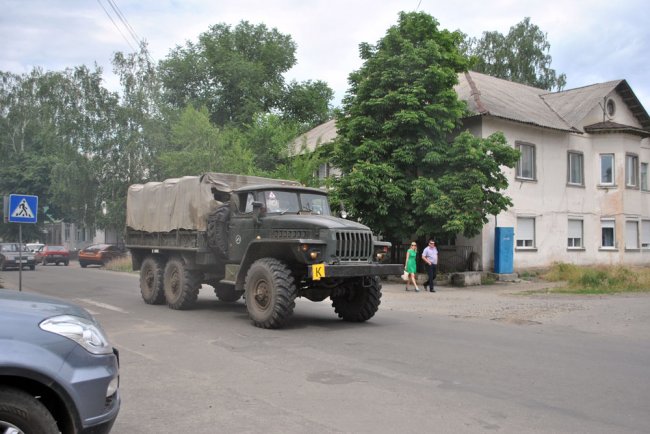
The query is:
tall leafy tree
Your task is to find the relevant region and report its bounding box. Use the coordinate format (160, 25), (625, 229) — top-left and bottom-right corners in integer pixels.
(158, 20), (333, 128)
(0, 66), (117, 241)
(281, 80), (334, 127)
(463, 17), (567, 91)
(94, 43), (166, 232)
(158, 105), (255, 177)
(333, 11), (519, 244)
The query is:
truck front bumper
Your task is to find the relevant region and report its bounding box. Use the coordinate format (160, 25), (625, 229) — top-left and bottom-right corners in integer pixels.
(308, 262), (403, 280)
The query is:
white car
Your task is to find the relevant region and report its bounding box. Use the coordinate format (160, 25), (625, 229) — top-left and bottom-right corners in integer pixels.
(26, 243), (45, 253)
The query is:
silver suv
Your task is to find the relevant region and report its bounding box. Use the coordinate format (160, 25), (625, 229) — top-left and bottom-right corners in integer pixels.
(0, 289), (120, 433)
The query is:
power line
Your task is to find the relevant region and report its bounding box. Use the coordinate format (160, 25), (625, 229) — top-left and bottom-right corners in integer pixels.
(106, 0), (142, 48)
(96, 0), (136, 51)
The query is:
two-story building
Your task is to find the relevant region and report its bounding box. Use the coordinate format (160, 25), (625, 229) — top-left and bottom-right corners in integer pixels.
(293, 71), (650, 271)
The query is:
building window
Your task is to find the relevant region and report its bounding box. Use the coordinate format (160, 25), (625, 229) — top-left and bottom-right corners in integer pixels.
(642, 220), (650, 249)
(516, 217), (535, 248)
(568, 219), (583, 248)
(516, 143), (536, 180)
(600, 154), (614, 185)
(606, 98), (616, 116)
(601, 219), (616, 248)
(317, 163), (330, 180)
(626, 154), (639, 188)
(641, 163), (648, 191)
(625, 221), (639, 249)
(567, 152), (584, 185)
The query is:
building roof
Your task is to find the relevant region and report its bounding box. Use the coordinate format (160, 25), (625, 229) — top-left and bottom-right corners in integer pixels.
(456, 71), (650, 134)
(455, 71), (577, 132)
(290, 119), (337, 155)
(293, 72), (650, 150)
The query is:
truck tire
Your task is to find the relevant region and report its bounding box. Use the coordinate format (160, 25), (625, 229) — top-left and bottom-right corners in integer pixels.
(331, 277), (382, 322)
(244, 258), (297, 329)
(140, 256), (166, 305)
(163, 257), (200, 310)
(0, 387), (59, 434)
(207, 205), (230, 258)
(210, 281), (243, 303)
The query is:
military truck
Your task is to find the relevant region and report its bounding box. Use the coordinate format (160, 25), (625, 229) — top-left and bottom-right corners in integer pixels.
(125, 173), (402, 329)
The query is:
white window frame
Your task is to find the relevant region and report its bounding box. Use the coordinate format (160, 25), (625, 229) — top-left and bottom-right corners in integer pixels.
(642, 220), (650, 249)
(600, 154), (615, 186)
(567, 219), (583, 249)
(641, 162), (648, 191)
(567, 152), (584, 186)
(601, 219), (616, 249)
(516, 142), (536, 181)
(625, 220), (639, 249)
(516, 217), (535, 249)
(626, 154), (639, 188)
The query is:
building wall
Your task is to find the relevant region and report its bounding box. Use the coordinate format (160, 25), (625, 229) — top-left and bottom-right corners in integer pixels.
(474, 111), (650, 271)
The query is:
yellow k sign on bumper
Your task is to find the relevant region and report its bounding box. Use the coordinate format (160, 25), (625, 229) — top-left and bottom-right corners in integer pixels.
(311, 263), (325, 280)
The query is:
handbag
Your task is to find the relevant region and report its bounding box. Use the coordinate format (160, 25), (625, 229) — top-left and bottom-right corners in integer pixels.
(401, 270), (409, 281)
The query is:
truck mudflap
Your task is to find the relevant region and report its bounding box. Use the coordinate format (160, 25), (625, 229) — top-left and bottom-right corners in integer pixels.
(308, 263), (403, 280)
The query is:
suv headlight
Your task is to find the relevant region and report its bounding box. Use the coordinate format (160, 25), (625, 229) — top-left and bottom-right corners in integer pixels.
(40, 315), (113, 355)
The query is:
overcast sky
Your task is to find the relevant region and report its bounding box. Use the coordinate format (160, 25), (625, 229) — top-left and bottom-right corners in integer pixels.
(1, 0), (649, 111)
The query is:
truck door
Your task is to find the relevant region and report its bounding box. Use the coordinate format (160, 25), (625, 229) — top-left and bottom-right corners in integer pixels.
(228, 192), (258, 262)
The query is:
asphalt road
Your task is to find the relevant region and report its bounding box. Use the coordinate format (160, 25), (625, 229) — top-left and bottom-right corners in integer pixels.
(2, 264), (649, 433)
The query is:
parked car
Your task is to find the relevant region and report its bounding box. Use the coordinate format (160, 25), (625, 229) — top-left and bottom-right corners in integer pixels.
(26, 242), (45, 253)
(0, 289), (120, 433)
(35, 245), (70, 266)
(0, 243), (36, 271)
(78, 244), (125, 268)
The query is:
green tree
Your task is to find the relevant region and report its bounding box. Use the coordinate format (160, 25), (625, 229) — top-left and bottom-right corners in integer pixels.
(0, 66), (118, 240)
(281, 80), (334, 127)
(94, 43), (166, 232)
(464, 17), (567, 91)
(333, 11), (519, 243)
(158, 105), (255, 178)
(158, 20), (333, 128)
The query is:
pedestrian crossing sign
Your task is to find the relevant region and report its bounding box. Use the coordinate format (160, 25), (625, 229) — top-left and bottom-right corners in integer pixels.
(7, 194), (38, 224)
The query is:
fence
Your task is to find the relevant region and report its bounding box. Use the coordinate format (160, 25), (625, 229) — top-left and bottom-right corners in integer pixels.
(392, 243), (476, 273)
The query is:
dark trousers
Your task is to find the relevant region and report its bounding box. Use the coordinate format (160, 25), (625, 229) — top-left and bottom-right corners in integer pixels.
(425, 263), (437, 290)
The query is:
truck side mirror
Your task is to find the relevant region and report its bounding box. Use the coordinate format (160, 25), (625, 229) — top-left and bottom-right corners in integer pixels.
(252, 201), (265, 223)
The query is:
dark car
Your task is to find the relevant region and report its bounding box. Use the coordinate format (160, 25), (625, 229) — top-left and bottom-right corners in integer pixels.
(35, 245), (71, 266)
(78, 244), (125, 268)
(0, 243), (36, 271)
(0, 289), (120, 433)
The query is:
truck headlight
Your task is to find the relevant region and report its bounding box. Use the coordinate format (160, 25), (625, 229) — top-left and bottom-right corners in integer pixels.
(40, 315), (113, 355)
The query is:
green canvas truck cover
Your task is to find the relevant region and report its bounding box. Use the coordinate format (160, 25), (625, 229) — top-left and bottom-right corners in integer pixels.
(126, 172), (300, 232)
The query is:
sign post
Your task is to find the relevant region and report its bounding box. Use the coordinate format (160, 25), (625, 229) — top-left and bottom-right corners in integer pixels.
(6, 194), (38, 291)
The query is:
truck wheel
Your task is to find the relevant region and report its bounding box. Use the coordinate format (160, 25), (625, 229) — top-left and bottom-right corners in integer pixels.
(210, 282), (243, 303)
(207, 205), (230, 258)
(331, 277), (382, 322)
(244, 258), (297, 329)
(0, 387), (59, 434)
(140, 256), (166, 305)
(163, 257), (200, 310)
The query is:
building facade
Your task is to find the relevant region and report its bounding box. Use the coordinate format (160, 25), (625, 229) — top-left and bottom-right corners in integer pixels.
(294, 71), (650, 271)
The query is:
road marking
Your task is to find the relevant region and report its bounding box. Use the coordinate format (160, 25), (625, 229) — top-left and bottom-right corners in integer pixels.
(76, 298), (129, 314)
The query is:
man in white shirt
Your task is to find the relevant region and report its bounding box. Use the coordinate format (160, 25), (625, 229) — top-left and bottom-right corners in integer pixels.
(421, 239), (438, 292)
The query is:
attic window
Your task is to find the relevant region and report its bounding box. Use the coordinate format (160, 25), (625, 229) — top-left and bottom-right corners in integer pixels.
(606, 99), (616, 117)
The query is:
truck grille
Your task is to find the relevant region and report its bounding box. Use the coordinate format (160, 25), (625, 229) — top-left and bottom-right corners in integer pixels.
(335, 231), (372, 261)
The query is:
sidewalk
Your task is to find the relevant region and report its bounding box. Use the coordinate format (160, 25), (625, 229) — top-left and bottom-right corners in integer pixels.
(379, 278), (650, 339)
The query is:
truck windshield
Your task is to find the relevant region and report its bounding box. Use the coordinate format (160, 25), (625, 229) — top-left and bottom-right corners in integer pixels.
(262, 190), (331, 216)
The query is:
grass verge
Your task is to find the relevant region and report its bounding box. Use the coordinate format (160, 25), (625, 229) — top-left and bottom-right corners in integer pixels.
(541, 263), (650, 294)
(104, 256), (135, 273)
